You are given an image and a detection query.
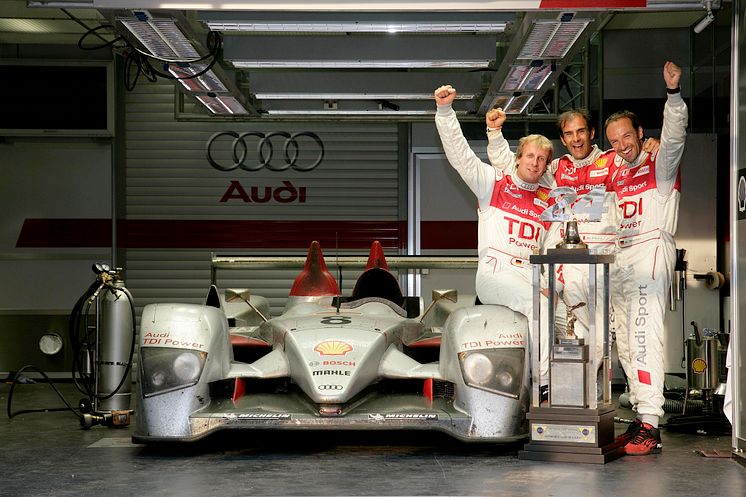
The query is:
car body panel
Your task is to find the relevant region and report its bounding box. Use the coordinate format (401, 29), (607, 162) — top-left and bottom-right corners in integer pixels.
(133, 241), (530, 444)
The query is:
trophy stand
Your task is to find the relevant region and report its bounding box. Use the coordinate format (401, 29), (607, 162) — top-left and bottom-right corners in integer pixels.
(519, 221), (624, 464)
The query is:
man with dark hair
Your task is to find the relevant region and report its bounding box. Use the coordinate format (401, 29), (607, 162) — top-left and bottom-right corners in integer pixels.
(486, 107), (625, 366)
(605, 60), (687, 456)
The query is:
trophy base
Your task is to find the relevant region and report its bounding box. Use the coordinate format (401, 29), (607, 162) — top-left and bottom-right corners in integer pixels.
(519, 405), (625, 464)
(554, 242), (588, 250)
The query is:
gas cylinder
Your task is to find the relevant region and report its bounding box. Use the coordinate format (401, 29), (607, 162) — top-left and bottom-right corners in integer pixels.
(96, 269), (133, 412)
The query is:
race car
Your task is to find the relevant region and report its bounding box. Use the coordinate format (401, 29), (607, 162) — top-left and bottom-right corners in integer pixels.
(133, 241), (531, 444)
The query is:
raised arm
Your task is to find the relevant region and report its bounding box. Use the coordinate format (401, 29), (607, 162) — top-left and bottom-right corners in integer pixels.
(434, 85), (498, 201)
(485, 107), (515, 170)
(656, 60), (688, 194)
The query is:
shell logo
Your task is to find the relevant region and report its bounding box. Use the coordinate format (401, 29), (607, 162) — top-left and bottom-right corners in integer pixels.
(536, 190), (549, 202)
(691, 358), (708, 374)
(314, 340), (353, 356)
(595, 157), (608, 168)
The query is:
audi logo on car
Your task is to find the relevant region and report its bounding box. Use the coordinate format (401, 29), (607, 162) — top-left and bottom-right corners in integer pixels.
(206, 131), (324, 172)
(317, 384), (344, 391)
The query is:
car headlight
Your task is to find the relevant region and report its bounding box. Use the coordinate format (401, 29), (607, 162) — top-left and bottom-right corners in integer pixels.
(140, 347), (207, 398)
(459, 348), (524, 398)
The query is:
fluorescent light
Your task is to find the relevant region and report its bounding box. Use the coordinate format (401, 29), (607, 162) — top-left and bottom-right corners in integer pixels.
(254, 92), (475, 100)
(195, 95), (249, 115)
(500, 64), (552, 92)
(168, 63), (228, 93)
(265, 110), (438, 116)
(231, 60), (491, 69)
(118, 16), (199, 59)
(517, 19), (592, 60)
(205, 21), (507, 33)
(504, 94), (534, 114)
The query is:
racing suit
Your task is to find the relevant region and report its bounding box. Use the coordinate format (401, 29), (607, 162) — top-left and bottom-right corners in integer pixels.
(436, 104), (557, 379)
(609, 92), (688, 421)
(488, 139), (620, 366)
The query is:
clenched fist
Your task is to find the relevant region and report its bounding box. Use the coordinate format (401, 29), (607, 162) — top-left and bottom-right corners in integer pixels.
(434, 85), (456, 106)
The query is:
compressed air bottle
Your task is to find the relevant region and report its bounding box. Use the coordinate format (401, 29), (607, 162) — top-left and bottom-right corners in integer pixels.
(96, 269), (133, 412)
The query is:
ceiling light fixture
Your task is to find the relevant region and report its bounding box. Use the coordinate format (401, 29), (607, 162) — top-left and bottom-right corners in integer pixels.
(265, 109), (439, 116)
(500, 63), (553, 92)
(231, 60), (491, 69)
(498, 94), (533, 114)
(204, 21), (507, 33)
(118, 15), (199, 59)
(195, 95), (249, 115)
(253, 92), (475, 100)
(517, 17), (592, 60)
(693, 0), (715, 34)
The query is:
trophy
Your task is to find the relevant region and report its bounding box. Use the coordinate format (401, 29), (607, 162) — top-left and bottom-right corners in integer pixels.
(564, 301), (586, 339)
(540, 186), (607, 252)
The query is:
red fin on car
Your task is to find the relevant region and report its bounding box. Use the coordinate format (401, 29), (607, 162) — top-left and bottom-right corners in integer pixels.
(289, 240), (340, 296)
(365, 240), (389, 270)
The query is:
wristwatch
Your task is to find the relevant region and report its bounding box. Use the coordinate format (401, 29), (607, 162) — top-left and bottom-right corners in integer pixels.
(666, 87), (681, 94)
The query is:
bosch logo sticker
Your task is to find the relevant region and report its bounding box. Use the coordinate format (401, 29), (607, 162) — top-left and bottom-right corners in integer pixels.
(206, 131), (324, 172)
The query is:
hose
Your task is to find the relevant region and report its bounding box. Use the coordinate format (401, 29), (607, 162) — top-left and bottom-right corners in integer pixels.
(6, 365), (82, 420)
(618, 391), (704, 414)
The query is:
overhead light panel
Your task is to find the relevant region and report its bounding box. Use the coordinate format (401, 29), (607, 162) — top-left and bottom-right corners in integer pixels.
(231, 60), (491, 69)
(254, 92), (474, 100)
(204, 21), (507, 33)
(504, 95), (533, 114)
(500, 64), (552, 92)
(265, 110), (452, 116)
(168, 63), (228, 93)
(195, 95), (249, 115)
(118, 15), (199, 59)
(517, 18), (592, 60)
(118, 13), (227, 92)
(494, 94), (534, 115)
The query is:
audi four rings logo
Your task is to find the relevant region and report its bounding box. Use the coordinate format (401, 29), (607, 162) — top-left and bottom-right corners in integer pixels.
(317, 384), (343, 391)
(206, 131), (324, 172)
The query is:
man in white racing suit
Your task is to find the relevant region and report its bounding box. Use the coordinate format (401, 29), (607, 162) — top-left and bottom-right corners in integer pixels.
(434, 84), (559, 382)
(605, 61), (688, 456)
(485, 108), (621, 367)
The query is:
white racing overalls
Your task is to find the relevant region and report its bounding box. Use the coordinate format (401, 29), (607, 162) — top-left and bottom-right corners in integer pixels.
(436, 104), (559, 379)
(488, 140), (620, 366)
(610, 92), (688, 419)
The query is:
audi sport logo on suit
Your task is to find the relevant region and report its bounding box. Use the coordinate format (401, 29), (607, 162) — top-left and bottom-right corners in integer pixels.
(206, 131), (325, 204)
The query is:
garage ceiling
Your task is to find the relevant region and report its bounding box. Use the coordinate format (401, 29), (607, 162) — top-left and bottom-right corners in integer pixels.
(1, 0), (715, 121)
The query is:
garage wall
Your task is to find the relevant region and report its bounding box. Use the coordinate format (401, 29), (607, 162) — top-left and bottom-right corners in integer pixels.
(122, 80), (404, 315)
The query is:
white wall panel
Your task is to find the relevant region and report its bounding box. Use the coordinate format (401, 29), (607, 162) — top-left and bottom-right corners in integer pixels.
(122, 80), (403, 314)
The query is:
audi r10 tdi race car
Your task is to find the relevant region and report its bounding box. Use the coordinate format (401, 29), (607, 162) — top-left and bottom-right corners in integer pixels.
(133, 241), (531, 444)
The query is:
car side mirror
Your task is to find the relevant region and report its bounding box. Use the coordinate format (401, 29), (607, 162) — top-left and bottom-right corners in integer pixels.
(225, 288), (268, 322)
(419, 289), (458, 322)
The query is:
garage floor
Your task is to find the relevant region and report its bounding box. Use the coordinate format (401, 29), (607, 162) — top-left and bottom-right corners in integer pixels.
(1, 381), (743, 497)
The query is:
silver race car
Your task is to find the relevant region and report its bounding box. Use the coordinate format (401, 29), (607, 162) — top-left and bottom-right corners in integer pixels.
(133, 241), (530, 444)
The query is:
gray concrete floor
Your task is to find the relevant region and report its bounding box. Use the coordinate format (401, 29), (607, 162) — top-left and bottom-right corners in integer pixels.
(1, 382), (743, 497)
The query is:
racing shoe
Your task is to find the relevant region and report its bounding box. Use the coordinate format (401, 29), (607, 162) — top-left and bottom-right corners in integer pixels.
(624, 422), (662, 456)
(615, 418), (643, 445)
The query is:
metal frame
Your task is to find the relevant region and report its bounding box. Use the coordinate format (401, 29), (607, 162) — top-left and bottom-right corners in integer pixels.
(530, 252), (614, 409)
(730, 0), (745, 455)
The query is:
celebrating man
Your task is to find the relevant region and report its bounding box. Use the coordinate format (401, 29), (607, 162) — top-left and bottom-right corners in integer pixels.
(434, 84), (559, 382)
(605, 61), (688, 456)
